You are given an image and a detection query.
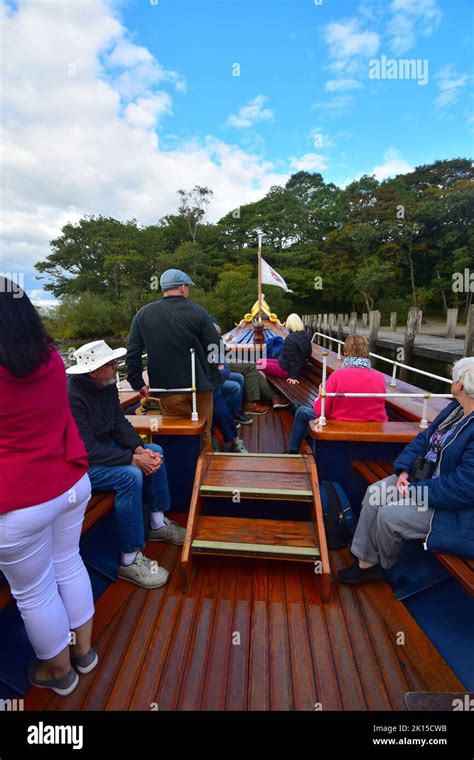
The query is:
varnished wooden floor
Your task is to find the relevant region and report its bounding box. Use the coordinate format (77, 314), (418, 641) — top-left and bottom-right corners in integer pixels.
(24, 410), (464, 711)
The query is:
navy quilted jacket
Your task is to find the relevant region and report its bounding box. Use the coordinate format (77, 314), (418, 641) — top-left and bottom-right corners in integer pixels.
(278, 330), (312, 380)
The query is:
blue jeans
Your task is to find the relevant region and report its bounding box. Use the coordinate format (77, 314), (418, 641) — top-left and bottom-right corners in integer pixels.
(222, 373), (243, 415)
(212, 389), (238, 443)
(88, 442), (170, 553)
(288, 406), (317, 452)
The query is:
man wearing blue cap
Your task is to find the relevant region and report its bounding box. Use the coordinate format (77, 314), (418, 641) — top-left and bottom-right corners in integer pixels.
(126, 269), (222, 448)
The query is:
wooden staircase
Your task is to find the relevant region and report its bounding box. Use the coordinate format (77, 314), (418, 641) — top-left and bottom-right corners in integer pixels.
(181, 452), (331, 601)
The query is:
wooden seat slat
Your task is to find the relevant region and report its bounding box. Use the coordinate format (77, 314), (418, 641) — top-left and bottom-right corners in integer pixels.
(365, 460), (394, 480)
(351, 459), (474, 597)
(310, 420), (420, 443)
(126, 414), (206, 435)
(433, 553), (474, 597)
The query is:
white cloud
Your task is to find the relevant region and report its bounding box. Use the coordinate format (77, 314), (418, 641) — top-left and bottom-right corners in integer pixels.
(29, 290), (59, 308)
(321, 18), (378, 98)
(388, 0), (442, 55)
(289, 154), (328, 172)
(325, 79), (364, 92)
(124, 93), (173, 129)
(225, 96), (274, 129)
(433, 65), (472, 112)
(324, 19), (380, 66)
(371, 147), (413, 181)
(0, 2), (287, 276)
(312, 95), (356, 115)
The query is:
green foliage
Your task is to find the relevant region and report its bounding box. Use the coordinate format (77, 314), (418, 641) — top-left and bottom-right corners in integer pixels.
(377, 296), (412, 323)
(36, 160), (474, 338)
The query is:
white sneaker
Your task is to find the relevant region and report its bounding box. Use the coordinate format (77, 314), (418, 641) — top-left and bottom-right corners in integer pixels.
(148, 517), (186, 545)
(231, 438), (248, 453)
(117, 551), (169, 588)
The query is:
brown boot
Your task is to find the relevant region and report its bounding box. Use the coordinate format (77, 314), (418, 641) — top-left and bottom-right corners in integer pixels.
(272, 396), (291, 409)
(244, 401), (271, 415)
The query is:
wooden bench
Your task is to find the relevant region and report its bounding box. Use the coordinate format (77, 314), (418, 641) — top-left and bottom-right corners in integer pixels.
(351, 459), (474, 597)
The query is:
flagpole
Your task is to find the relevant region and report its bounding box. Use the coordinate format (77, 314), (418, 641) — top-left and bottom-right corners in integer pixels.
(257, 232), (262, 324)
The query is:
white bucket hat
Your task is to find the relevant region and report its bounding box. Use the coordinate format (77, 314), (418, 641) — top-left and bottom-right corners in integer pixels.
(65, 340), (127, 374)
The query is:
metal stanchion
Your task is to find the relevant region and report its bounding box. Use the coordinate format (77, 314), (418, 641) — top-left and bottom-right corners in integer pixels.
(390, 363), (398, 387)
(190, 348), (198, 422)
(420, 394), (430, 429)
(318, 351), (328, 426)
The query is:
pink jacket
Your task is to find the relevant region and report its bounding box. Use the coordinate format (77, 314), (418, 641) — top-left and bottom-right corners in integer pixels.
(0, 348), (89, 513)
(313, 366), (388, 421)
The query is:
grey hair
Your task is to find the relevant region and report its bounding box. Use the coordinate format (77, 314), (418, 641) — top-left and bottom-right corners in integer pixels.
(452, 357), (474, 397)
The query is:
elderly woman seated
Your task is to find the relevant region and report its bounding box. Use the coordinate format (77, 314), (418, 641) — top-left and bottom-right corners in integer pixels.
(284, 335), (387, 454)
(338, 356), (474, 584)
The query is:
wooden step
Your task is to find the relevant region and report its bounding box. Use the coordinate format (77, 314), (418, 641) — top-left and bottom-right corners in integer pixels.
(200, 452), (313, 500)
(191, 516), (319, 562)
(181, 451), (331, 601)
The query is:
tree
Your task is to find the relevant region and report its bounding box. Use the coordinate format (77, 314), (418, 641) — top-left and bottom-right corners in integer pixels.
(177, 185), (214, 243)
(354, 258), (398, 314)
(36, 158), (473, 341)
(35, 216), (142, 298)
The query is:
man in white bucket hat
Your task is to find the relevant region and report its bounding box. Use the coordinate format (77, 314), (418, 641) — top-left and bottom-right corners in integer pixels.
(67, 340), (185, 589)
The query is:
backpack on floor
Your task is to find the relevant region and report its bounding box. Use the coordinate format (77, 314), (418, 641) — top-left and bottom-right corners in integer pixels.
(319, 481), (357, 549)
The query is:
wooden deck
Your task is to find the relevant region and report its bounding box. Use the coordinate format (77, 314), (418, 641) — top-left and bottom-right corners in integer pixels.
(22, 409), (464, 711)
(23, 542), (464, 711)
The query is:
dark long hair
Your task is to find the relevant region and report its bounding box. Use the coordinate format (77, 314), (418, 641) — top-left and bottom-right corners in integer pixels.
(0, 278), (55, 376)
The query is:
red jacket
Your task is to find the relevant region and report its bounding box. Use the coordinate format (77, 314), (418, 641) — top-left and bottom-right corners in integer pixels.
(313, 366), (388, 421)
(0, 348), (88, 513)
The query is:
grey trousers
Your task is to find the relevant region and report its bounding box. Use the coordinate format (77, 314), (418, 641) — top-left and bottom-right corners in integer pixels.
(228, 362), (274, 404)
(351, 475), (434, 569)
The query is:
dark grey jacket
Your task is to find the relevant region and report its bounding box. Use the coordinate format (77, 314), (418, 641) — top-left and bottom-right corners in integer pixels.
(126, 296), (223, 395)
(68, 375), (143, 467)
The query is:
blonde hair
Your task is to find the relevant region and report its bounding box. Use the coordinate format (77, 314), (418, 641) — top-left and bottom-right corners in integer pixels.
(343, 335), (369, 358)
(285, 313), (304, 332)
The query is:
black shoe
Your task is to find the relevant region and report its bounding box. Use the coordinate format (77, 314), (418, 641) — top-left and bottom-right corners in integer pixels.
(233, 411), (253, 425)
(337, 561), (384, 585)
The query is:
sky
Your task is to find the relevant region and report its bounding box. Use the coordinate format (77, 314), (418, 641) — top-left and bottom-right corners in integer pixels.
(0, 0), (473, 305)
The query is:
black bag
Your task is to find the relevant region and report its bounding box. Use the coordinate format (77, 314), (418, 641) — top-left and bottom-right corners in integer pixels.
(319, 481), (357, 549)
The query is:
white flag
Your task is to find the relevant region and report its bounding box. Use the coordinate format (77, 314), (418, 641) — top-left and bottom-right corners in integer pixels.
(261, 258), (293, 293)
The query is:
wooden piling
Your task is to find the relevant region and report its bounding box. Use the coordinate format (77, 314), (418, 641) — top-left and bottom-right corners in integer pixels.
(368, 310), (381, 353)
(349, 312), (357, 335)
(445, 308), (458, 339)
(464, 305), (474, 357)
(337, 314), (344, 342)
(400, 307), (421, 380)
(390, 312), (397, 332)
(322, 314), (328, 348)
